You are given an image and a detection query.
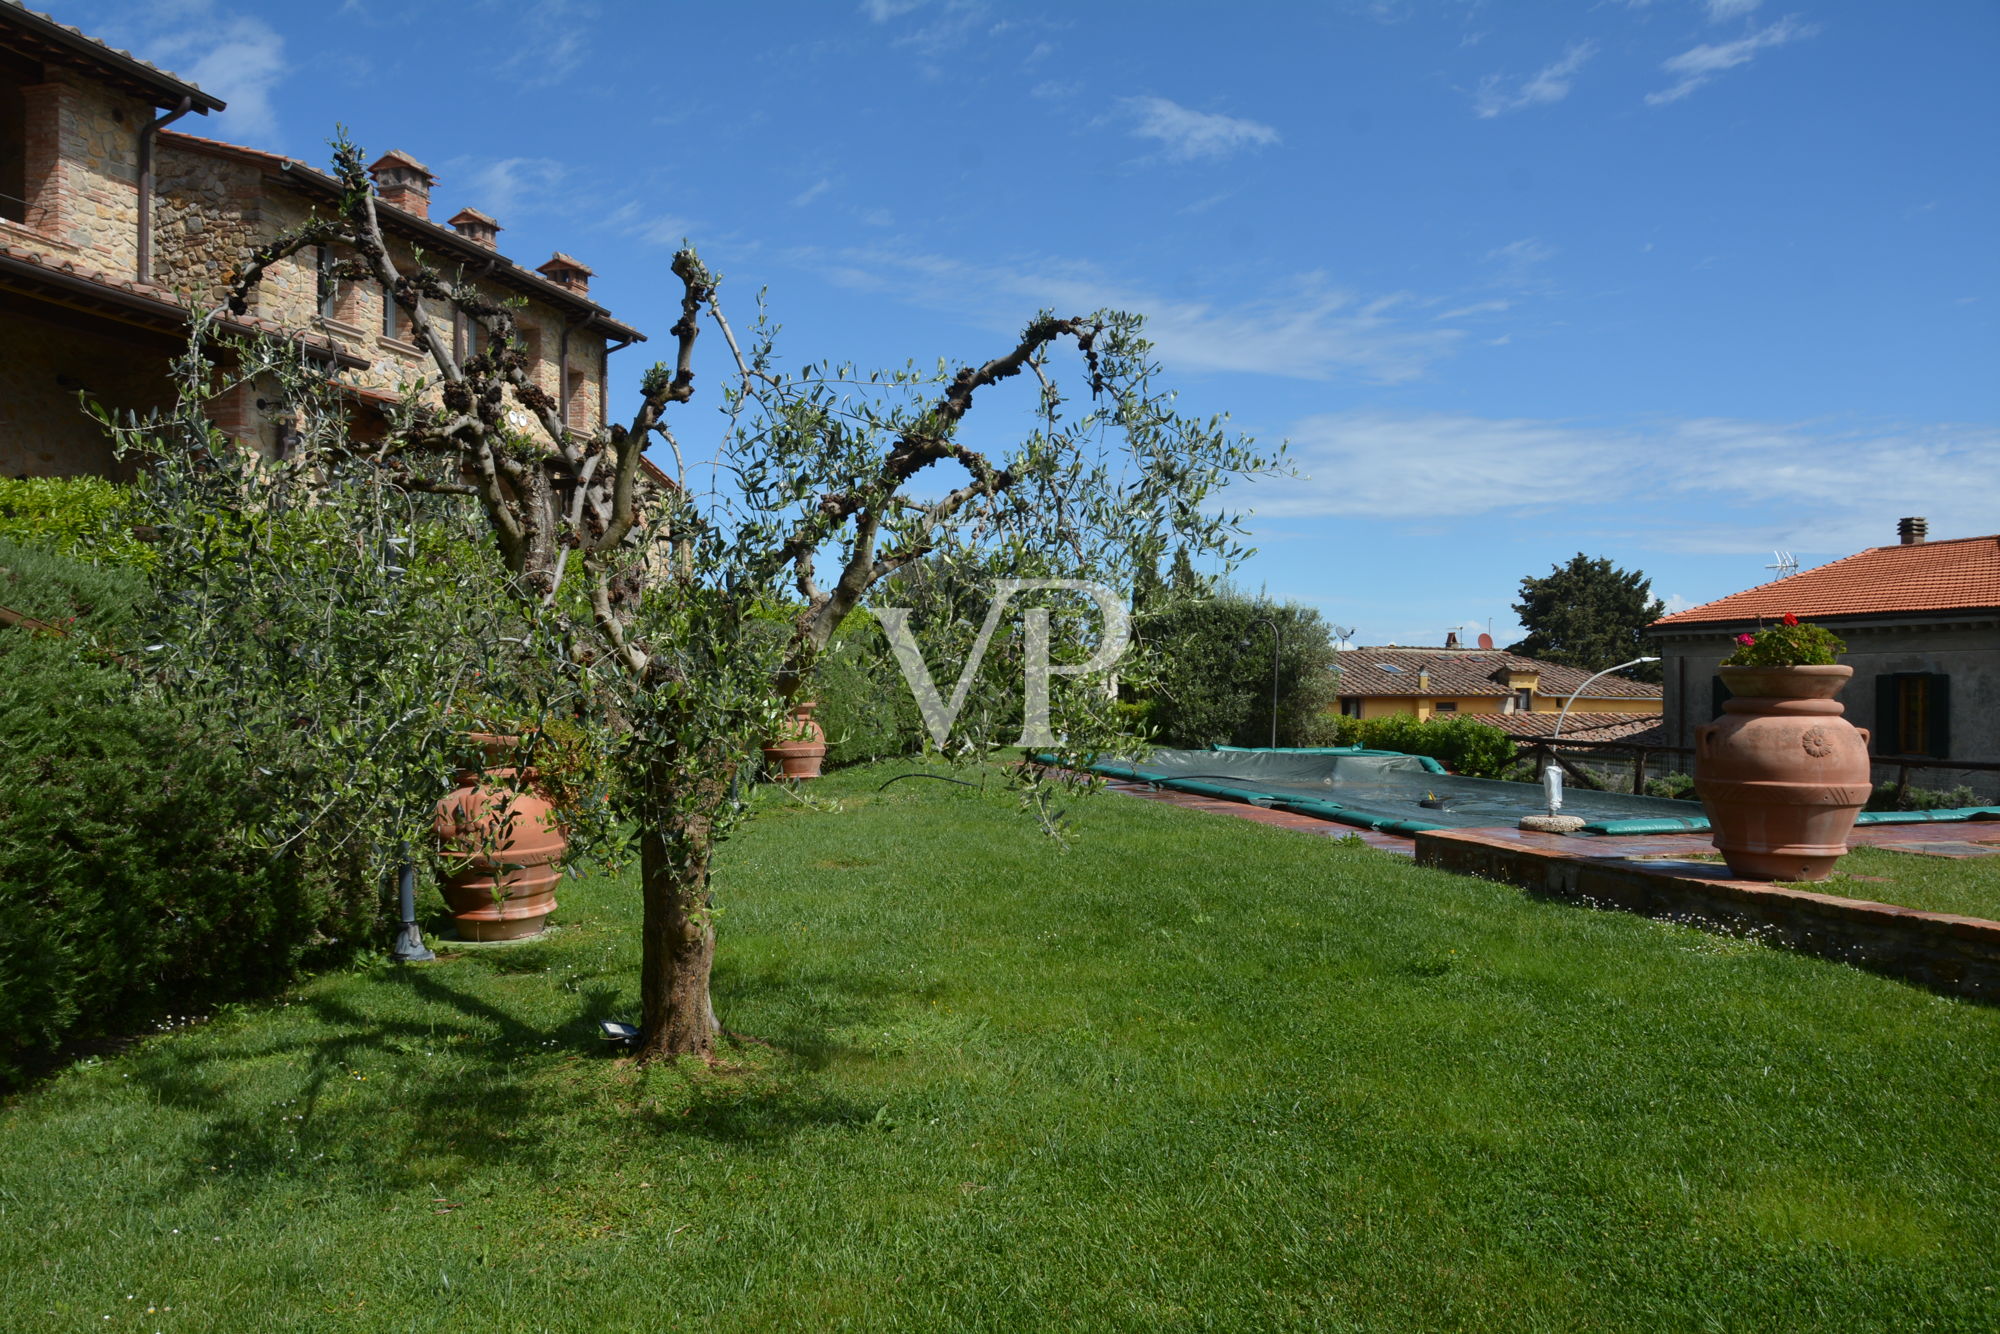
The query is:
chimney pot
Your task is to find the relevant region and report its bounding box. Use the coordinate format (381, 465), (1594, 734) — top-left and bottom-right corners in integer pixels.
(447, 207), (502, 250)
(1444, 630), (1460, 649)
(536, 252), (594, 295)
(367, 150), (435, 220)
(1898, 516), (1928, 545)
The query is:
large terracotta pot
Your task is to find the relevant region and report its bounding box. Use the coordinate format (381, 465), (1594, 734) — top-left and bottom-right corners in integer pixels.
(1693, 665), (1871, 881)
(761, 701), (828, 780)
(434, 733), (564, 940)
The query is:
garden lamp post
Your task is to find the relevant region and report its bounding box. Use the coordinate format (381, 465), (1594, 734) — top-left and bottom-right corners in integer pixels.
(1247, 614), (1283, 749)
(380, 527), (434, 964)
(390, 842), (435, 963)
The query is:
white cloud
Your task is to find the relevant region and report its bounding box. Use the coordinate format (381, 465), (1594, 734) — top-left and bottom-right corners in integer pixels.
(1121, 96), (1280, 162)
(1704, 0), (1762, 20)
(1483, 238), (1557, 288)
(860, 0), (927, 18)
(129, 2), (287, 141)
(1436, 299), (1512, 320)
(795, 245), (1468, 384)
(1243, 411), (2000, 554)
(790, 178), (833, 208)
(1473, 40), (1597, 118)
(603, 200), (694, 247)
(455, 157), (568, 216)
(499, 0), (598, 89)
(1647, 15), (1816, 105)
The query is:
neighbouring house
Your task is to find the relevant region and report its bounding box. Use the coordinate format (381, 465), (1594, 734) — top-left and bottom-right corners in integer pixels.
(1, 2), (645, 480)
(1332, 638), (1663, 739)
(1647, 517), (2000, 800)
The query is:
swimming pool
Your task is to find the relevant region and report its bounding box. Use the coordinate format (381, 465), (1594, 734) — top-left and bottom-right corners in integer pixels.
(1066, 748), (2000, 836)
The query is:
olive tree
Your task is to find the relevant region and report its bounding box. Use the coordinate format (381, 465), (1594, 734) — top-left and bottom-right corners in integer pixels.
(197, 134), (1274, 1063)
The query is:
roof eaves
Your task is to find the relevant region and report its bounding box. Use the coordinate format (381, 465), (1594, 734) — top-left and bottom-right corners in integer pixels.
(1, 2), (225, 112)
(156, 131), (647, 345)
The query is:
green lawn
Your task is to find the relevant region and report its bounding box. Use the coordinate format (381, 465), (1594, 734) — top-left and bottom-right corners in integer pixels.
(4, 762), (1999, 1331)
(1797, 844), (2000, 921)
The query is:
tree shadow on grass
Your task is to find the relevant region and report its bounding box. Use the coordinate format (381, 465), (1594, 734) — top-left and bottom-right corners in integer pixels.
(118, 957), (911, 1193)
(125, 969), (611, 1196)
(711, 958), (948, 1074)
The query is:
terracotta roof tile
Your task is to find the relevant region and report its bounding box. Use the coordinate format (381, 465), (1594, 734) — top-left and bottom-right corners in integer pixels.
(368, 149), (433, 179)
(1333, 647), (1662, 701)
(1652, 535), (2000, 627)
(1467, 711), (1664, 741)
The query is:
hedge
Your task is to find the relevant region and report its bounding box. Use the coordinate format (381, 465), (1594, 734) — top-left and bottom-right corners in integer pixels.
(0, 541), (376, 1088)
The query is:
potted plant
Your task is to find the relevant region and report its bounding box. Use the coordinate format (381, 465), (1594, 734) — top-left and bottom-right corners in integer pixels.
(761, 699), (828, 780)
(433, 675), (610, 942)
(434, 730), (566, 940)
(1693, 614), (1871, 881)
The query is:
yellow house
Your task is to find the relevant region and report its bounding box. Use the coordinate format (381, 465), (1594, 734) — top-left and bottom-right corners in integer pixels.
(1333, 645), (1662, 734)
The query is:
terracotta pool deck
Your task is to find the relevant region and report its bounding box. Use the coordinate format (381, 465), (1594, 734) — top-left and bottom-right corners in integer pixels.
(1106, 777), (2000, 1000)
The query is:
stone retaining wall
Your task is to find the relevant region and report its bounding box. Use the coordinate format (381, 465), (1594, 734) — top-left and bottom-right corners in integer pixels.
(1414, 827), (2000, 1001)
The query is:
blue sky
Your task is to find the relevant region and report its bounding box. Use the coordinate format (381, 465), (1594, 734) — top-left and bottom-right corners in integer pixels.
(69, 0), (1999, 646)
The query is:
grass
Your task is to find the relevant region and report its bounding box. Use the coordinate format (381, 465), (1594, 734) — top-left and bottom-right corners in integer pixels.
(1793, 844), (2000, 920)
(4, 761), (2000, 1330)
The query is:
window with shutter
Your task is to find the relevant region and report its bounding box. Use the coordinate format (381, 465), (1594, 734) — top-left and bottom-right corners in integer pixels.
(1876, 672), (1953, 756)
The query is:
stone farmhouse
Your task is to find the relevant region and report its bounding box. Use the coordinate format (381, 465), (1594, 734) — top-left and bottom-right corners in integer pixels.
(0, 2), (646, 480)
(1648, 517), (2000, 799)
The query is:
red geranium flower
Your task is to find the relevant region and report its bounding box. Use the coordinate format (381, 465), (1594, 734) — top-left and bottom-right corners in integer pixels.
(1781, 612), (1799, 626)
(1735, 633), (1756, 646)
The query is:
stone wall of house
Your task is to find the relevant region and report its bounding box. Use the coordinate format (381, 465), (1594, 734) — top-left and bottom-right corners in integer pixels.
(5, 73), (149, 276)
(1656, 619), (2000, 800)
(152, 144), (264, 307)
(5, 89), (627, 472)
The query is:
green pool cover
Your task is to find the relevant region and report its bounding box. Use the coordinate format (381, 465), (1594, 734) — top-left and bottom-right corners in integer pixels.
(1064, 747), (2000, 836)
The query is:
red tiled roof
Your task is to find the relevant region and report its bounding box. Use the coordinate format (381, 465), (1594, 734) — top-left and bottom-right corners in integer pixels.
(1333, 647), (1662, 701)
(1652, 535), (2000, 627)
(1467, 711), (1664, 742)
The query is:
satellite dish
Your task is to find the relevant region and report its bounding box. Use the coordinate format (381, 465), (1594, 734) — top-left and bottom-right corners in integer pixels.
(1331, 624), (1357, 649)
(1477, 632), (1495, 649)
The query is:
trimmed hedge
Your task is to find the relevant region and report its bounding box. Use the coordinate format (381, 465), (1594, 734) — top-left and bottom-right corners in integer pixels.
(0, 475), (154, 569)
(1302, 713), (1518, 778)
(0, 541), (374, 1088)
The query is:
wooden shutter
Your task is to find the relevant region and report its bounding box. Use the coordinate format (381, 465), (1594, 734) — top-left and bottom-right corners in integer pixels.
(1875, 673), (1899, 754)
(1927, 673), (1951, 759)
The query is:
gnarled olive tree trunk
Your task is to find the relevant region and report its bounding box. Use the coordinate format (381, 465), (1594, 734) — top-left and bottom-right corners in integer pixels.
(634, 759), (731, 1062)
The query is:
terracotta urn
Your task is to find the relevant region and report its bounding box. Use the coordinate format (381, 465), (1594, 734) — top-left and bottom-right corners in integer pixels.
(761, 701), (828, 780)
(433, 733), (565, 940)
(1693, 665), (1871, 881)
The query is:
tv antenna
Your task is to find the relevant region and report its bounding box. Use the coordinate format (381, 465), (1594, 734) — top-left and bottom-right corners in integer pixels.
(1765, 550), (1797, 579)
